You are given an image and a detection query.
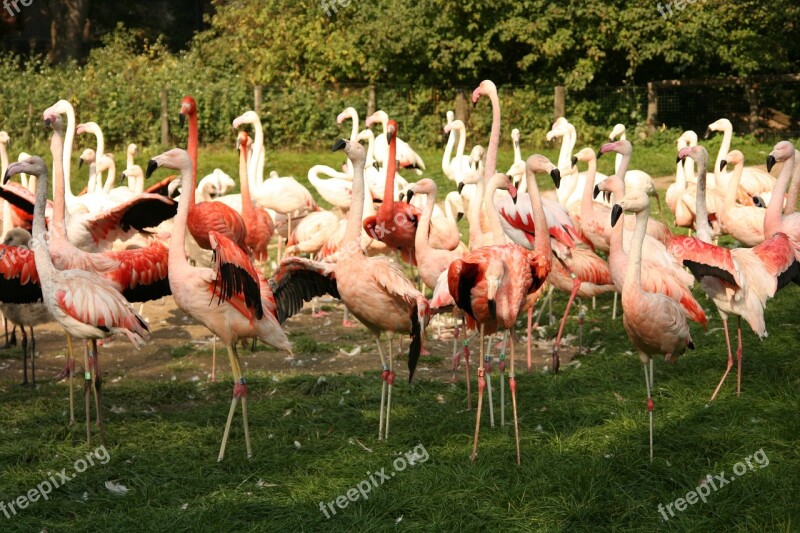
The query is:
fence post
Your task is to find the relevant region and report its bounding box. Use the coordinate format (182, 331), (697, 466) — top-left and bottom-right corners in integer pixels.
(646, 82), (658, 134)
(553, 85), (565, 121)
(454, 89), (470, 124)
(748, 82), (759, 134)
(254, 85), (262, 115)
(160, 87), (169, 146)
(367, 84), (376, 117)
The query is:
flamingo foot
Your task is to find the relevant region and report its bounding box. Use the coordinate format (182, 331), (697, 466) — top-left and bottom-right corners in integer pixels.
(312, 310), (330, 318)
(342, 319), (356, 328)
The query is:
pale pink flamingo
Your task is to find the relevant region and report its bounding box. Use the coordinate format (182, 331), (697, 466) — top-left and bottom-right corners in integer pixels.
(448, 154), (552, 463)
(611, 189), (694, 460)
(608, 123), (661, 214)
(666, 131), (698, 229)
(332, 137), (428, 441)
(8, 156), (150, 445)
(180, 96), (249, 253)
(366, 110), (425, 173)
(669, 144), (799, 399)
(765, 141), (800, 257)
(707, 118), (775, 199)
(716, 150), (766, 246)
(147, 147), (338, 460)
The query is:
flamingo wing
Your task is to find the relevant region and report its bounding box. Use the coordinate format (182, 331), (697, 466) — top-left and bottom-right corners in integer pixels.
(668, 235), (740, 287)
(269, 256), (340, 324)
(0, 245), (42, 303)
(104, 242), (171, 302)
(190, 201), (248, 251)
(752, 233), (800, 291)
(86, 194), (178, 246)
(640, 261), (707, 328)
(209, 230), (263, 320)
(448, 258), (483, 320)
(145, 175), (179, 197)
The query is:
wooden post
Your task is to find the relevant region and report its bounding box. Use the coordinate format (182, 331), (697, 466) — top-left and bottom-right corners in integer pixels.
(254, 85), (262, 115)
(454, 88), (470, 124)
(553, 85), (565, 121)
(748, 82), (759, 134)
(646, 82), (658, 134)
(160, 87), (169, 146)
(367, 84), (376, 116)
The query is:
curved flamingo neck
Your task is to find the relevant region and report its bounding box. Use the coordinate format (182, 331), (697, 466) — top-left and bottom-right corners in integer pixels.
(783, 150), (800, 215)
(525, 165), (551, 258)
(442, 127), (456, 176)
(484, 178), (506, 245)
(624, 208), (648, 290)
(344, 153), (366, 247)
(349, 114), (359, 144)
(614, 132), (626, 174)
(31, 164), (56, 279)
(248, 118), (264, 190)
(101, 158), (116, 193)
(765, 152), (795, 236)
(126, 147), (135, 170)
(723, 161), (743, 213)
(186, 110), (198, 209)
(714, 124), (732, 175)
(49, 123), (68, 240)
(580, 157), (598, 223)
(0, 141), (8, 177)
(694, 157), (713, 244)
(415, 186), (436, 254)
(484, 89), (501, 178)
(455, 124), (466, 161)
(62, 105), (76, 201)
(170, 158), (194, 271)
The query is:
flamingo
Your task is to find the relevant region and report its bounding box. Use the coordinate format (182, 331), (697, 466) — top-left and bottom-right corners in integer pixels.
(8, 156), (150, 445)
(449, 154), (552, 463)
(611, 189), (694, 460)
(716, 150), (766, 246)
(180, 96), (249, 252)
(336, 106), (359, 175)
(357, 127), (408, 201)
(234, 130), (274, 263)
(764, 141), (800, 257)
(668, 145), (799, 400)
(147, 147), (338, 460)
(331, 137), (428, 441)
(362, 120), (420, 263)
(365, 110), (425, 174)
(707, 118), (775, 199)
(0, 228), (51, 386)
(666, 131), (697, 228)
(608, 123), (661, 213)
(307, 165), (353, 210)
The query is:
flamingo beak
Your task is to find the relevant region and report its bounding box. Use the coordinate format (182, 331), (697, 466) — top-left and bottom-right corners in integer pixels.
(456, 211), (464, 222)
(78, 158), (84, 169)
(753, 196), (766, 208)
(550, 168), (561, 188)
(146, 159), (159, 179)
(571, 156), (578, 167)
(704, 127), (712, 139)
(457, 182), (464, 194)
(387, 128), (395, 144)
(766, 155), (777, 172)
(720, 160), (728, 171)
(508, 182), (518, 204)
(331, 139), (347, 152)
(405, 190), (414, 203)
(593, 184), (601, 199)
(179, 113), (186, 128)
(604, 191), (611, 203)
(611, 204), (623, 227)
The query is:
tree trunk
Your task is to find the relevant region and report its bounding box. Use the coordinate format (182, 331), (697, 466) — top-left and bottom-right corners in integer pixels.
(454, 89), (470, 124)
(48, 0), (90, 64)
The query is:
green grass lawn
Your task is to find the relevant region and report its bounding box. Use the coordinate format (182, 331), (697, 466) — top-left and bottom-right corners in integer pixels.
(2, 282), (800, 530)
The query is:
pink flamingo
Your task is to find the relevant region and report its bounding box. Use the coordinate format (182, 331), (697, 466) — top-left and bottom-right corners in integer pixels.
(765, 141), (800, 255)
(147, 147), (338, 460)
(611, 189), (694, 460)
(180, 96), (249, 253)
(362, 120), (421, 264)
(669, 145), (799, 400)
(8, 156), (149, 445)
(235, 129), (274, 263)
(448, 154), (552, 463)
(332, 137), (428, 441)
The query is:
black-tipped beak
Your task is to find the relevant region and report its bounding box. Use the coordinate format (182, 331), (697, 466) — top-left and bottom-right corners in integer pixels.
(331, 139), (347, 152)
(146, 159), (159, 179)
(550, 168), (561, 188)
(720, 160), (727, 171)
(752, 196), (766, 208)
(457, 182), (464, 194)
(456, 211), (464, 222)
(3, 168), (11, 184)
(611, 204), (623, 227)
(43, 118), (51, 127)
(704, 127), (712, 139)
(78, 158), (84, 169)
(387, 129), (395, 144)
(596, 150), (604, 159)
(571, 156), (578, 167)
(603, 191), (611, 203)
(593, 184), (600, 199)
(179, 113), (185, 128)
(405, 190), (414, 203)
(766, 155), (776, 173)
(676, 154), (685, 163)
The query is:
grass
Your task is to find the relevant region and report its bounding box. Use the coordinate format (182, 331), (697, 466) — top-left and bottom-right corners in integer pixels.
(2, 281), (800, 530)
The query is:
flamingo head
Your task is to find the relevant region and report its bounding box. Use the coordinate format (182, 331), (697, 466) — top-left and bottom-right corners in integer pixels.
(179, 96), (197, 127)
(705, 118), (732, 139)
(386, 120), (397, 144)
(4, 156), (46, 185)
(598, 139), (630, 159)
(331, 138), (366, 165)
(443, 119), (464, 135)
(365, 110), (387, 129)
(147, 148), (191, 178)
(721, 150), (744, 171)
(336, 107), (357, 124)
(677, 145), (708, 167)
(767, 140), (795, 172)
(232, 110), (258, 130)
(127, 143), (139, 157)
(611, 189), (649, 226)
(609, 123), (626, 141)
(78, 148), (95, 168)
(3, 227), (31, 247)
(471, 79), (496, 105)
(511, 128), (520, 150)
(42, 100), (72, 127)
(406, 178), (436, 204)
(572, 147), (596, 168)
(0, 131), (9, 147)
(236, 130), (249, 151)
(525, 154), (560, 189)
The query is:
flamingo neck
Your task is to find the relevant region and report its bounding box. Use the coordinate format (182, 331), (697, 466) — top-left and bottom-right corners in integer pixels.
(170, 159), (194, 271)
(723, 162), (744, 213)
(0, 142), (8, 177)
(248, 119), (264, 190)
(525, 168), (551, 258)
(381, 133), (397, 213)
(364, 132), (375, 164)
(442, 127), (455, 177)
(614, 132), (626, 174)
(783, 150), (800, 215)
(456, 125), (467, 161)
(484, 179), (506, 245)
(239, 139), (254, 214)
(349, 114), (359, 144)
(62, 106), (75, 200)
(50, 125), (69, 239)
(343, 155), (366, 248)
(126, 149), (134, 170)
(467, 179), (485, 247)
(580, 157), (598, 223)
(187, 111), (198, 209)
(101, 159), (116, 193)
(485, 90), (501, 178)
(31, 166), (56, 280)
(714, 125), (732, 175)
(624, 207), (648, 290)
(415, 186), (436, 254)
(765, 152), (795, 236)
(694, 157), (713, 243)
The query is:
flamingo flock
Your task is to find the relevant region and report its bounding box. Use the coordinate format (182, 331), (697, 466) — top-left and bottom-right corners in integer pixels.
(0, 81), (798, 466)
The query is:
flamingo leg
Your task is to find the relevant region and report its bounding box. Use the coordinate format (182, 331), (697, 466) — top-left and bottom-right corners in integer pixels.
(526, 306), (533, 372)
(82, 341), (92, 446)
(509, 330), (521, 465)
(499, 331), (508, 427)
(230, 343), (252, 459)
(612, 291), (618, 320)
(91, 339), (106, 446)
(644, 358), (654, 461)
(30, 327), (36, 387)
(710, 318), (733, 401)
(21, 327), (28, 386)
(485, 334), (495, 428)
(736, 317), (743, 397)
(67, 334), (75, 425)
(471, 324), (486, 463)
(450, 315), (459, 382)
(384, 335), (395, 441)
(552, 275), (581, 373)
(462, 316), (472, 410)
(210, 335), (218, 382)
(218, 394), (239, 462)
(377, 337), (388, 441)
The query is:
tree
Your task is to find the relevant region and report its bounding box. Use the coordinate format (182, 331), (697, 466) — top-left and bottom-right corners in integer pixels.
(47, 0), (90, 64)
